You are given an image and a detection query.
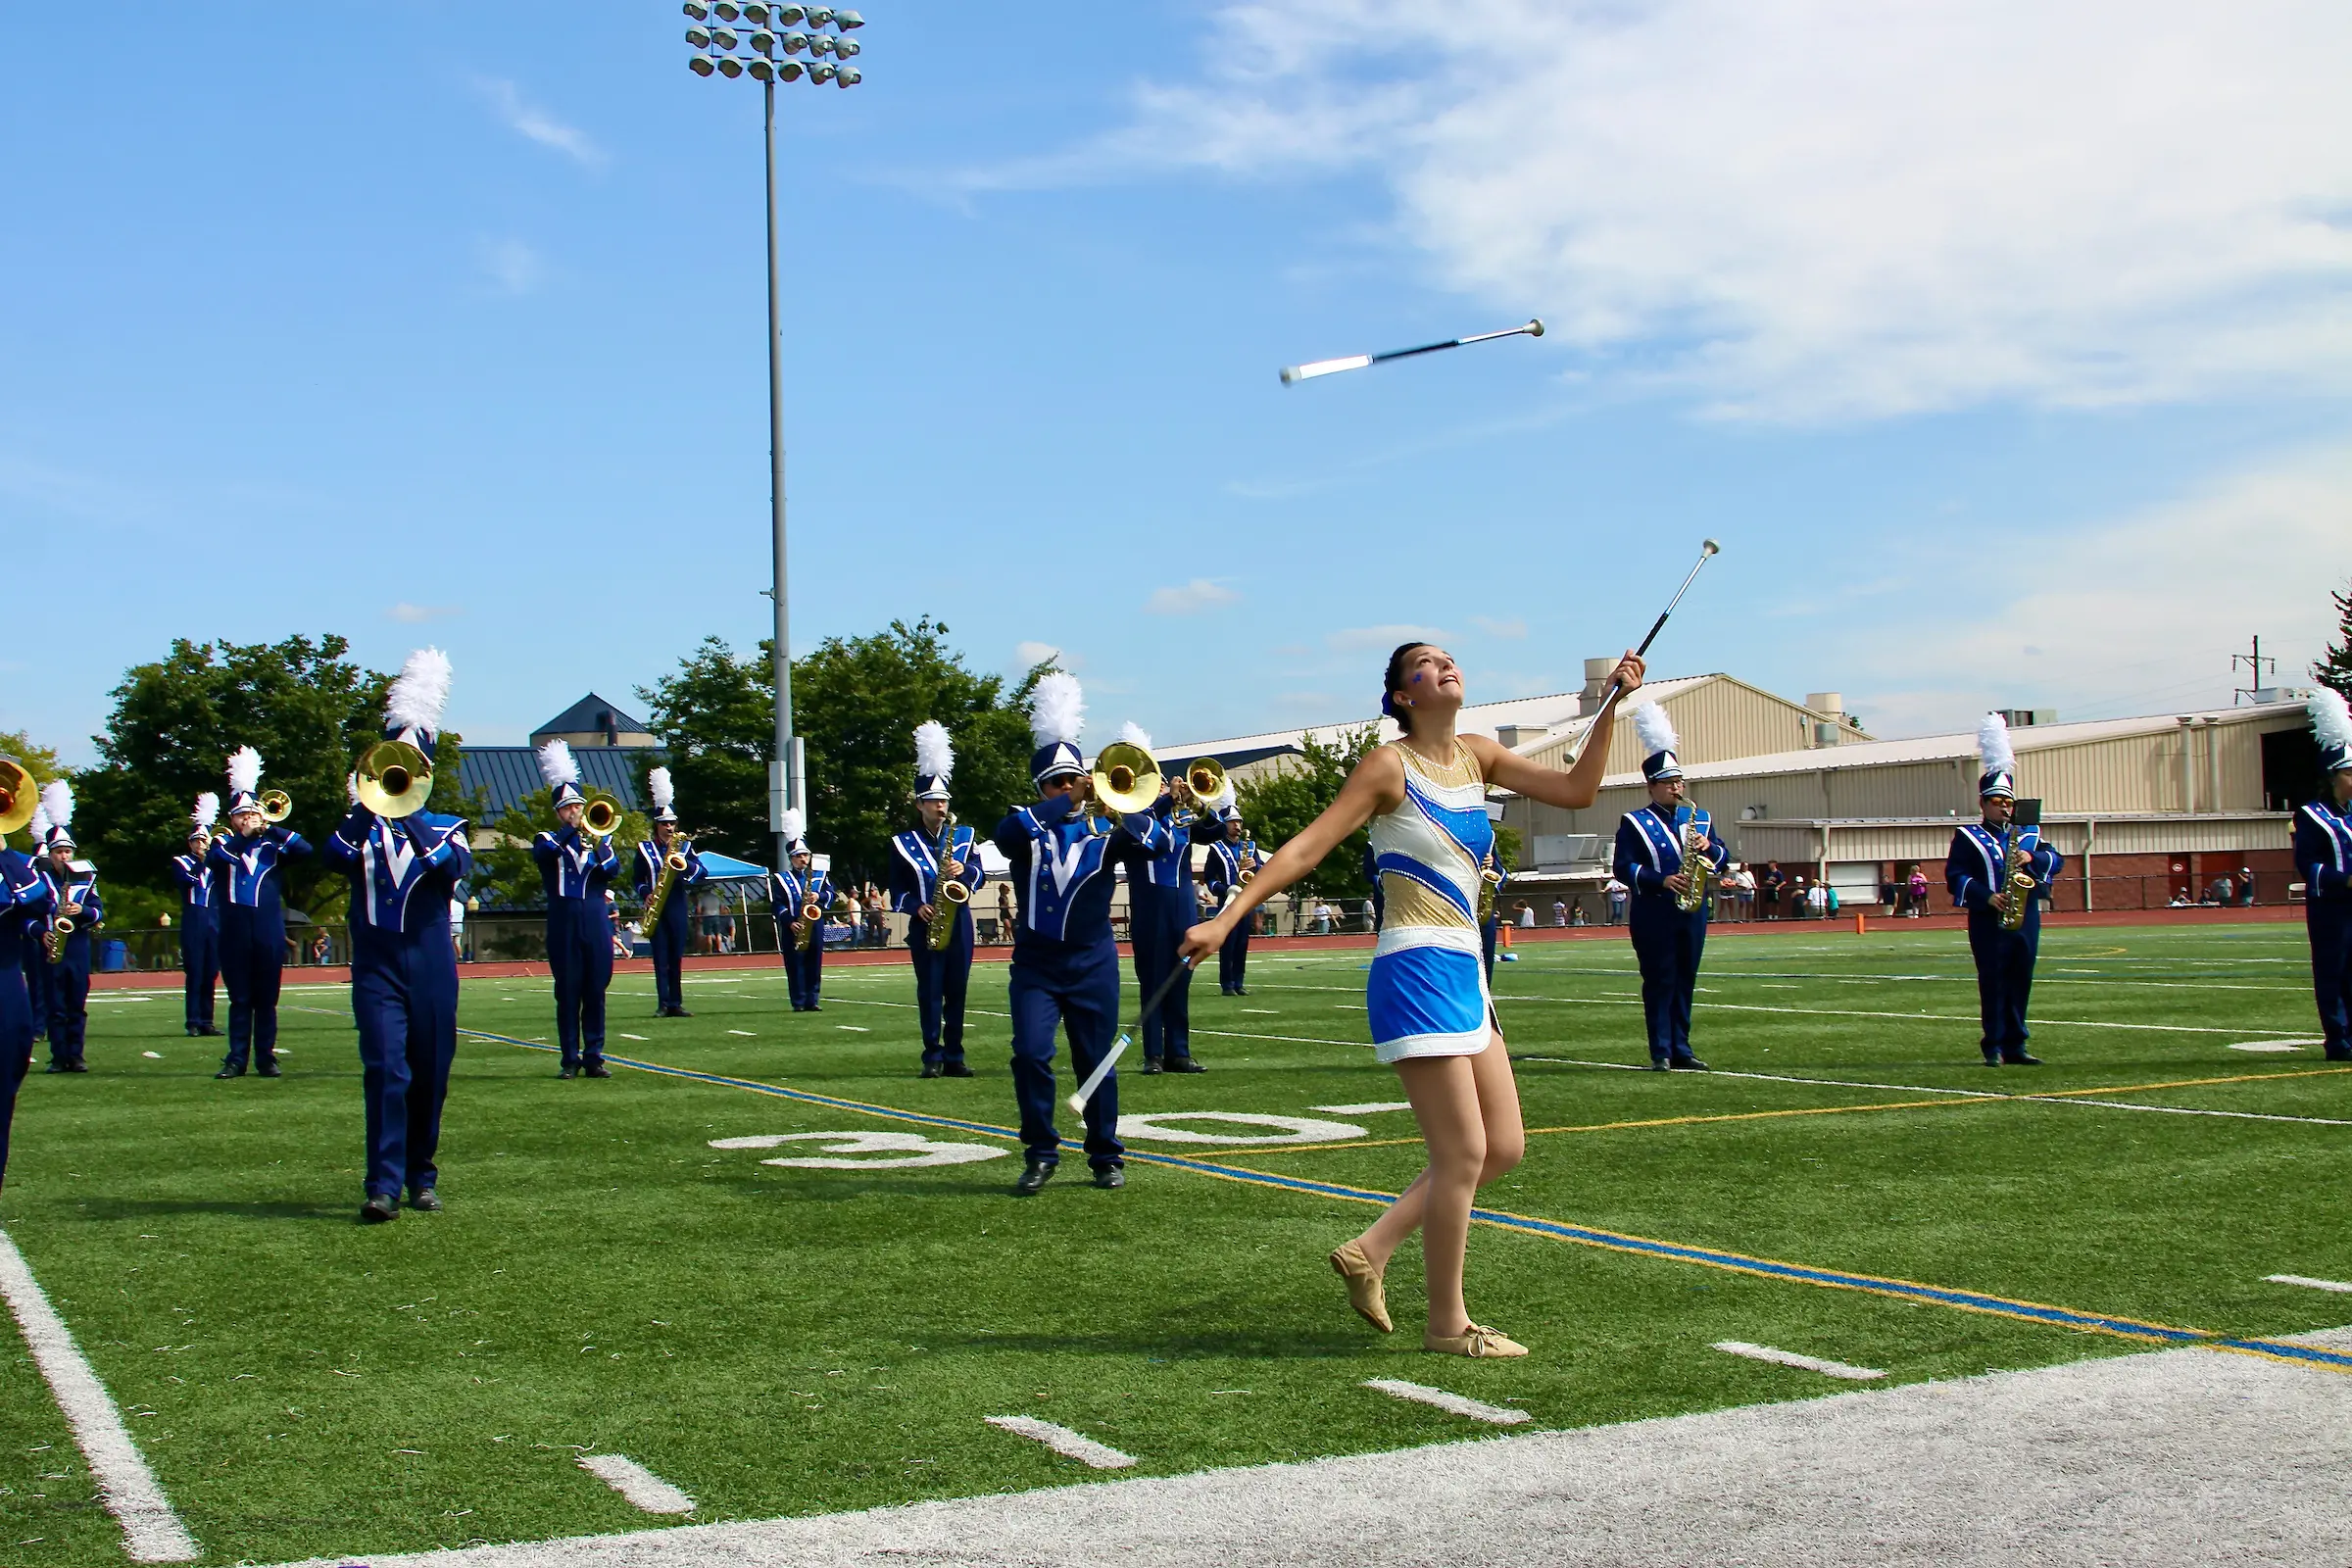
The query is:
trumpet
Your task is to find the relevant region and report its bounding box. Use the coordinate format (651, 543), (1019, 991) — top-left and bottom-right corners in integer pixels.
(355, 738), (434, 817)
(635, 836), (692, 939)
(259, 789), (294, 823)
(0, 758), (33, 837)
(580, 792), (622, 838)
(1177, 756), (1227, 817)
(929, 810), (967, 953)
(1089, 740), (1161, 820)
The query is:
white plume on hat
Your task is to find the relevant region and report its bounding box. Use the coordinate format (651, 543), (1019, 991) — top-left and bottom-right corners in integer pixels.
(1630, 700), (1678, 759)
(1029, 671), (1084, 748)
(2311, 687), (2352, 759)
(346, 771), (361, 806)
(226, 745), (263, 796)
(27, 806), (50, 844)
(1201, 774), (1237, 813)
(648, 765), (675, 812)
(1115, 720), (1154, 753)
(536, 739), (581, 790)
(191, 792), (220, 831)
(1978, 711), (2016, 776)
(780, 808), (806, 845)
(913, 720), (955, 780)
(386, 646), (453, 736)
(39, 779), (72, 831)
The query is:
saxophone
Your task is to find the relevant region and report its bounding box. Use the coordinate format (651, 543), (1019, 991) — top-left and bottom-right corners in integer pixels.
(1476, 851), (1502, 924)
(45, 900), (82, 964)
(796, 879), (853, 953)
(635, 835), (691, 940)
(928, 813), (967, 953)
(1674, 808), (1712, 913)
(1999, 832), (2035, 932)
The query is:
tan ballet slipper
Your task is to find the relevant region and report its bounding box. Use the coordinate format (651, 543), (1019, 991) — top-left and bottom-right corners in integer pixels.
(1423, 1322), (1528, 1358)
(1329, 1240), (1393, 1333)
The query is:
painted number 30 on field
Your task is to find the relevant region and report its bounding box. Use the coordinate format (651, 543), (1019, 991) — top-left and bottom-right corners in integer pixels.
(709, 1132), (1007, 1168)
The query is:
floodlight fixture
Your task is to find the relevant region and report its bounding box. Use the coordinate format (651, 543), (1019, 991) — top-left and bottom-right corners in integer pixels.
(742, 1), (771, 22)
(806, 6), (835, 24)
(748, 56), (776, 80)
(809, 60), (837, 82)
(751, 28), (775, 53)
(773, 4), (808, 23)
(834, 9), (863, 26)
(834, 34), (859, 57)
(712, 0), (740, 19)
(711, 25), (738, 48)
(715, 52), (743, 75)
(684, 0), (710, 17)
(834, 64), (858, 86)
(687, 51), (715, 75)
(687, 24), (712, 47)
(808, 31), (835, 55)
(780, 28), (808, 52)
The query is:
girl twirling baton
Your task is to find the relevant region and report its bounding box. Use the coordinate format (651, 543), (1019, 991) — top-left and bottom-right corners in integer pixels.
(1182, 643), (1642, 1357)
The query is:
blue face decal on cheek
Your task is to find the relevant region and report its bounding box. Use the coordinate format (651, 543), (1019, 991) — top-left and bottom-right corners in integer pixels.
(1411, 671), (1425, 683)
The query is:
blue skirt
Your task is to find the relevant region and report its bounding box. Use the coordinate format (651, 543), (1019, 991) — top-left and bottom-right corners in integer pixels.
(1367, 931), (1492, 1064)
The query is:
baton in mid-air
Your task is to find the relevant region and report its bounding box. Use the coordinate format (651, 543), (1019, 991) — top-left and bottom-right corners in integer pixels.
(1280, 318), (1544, 385)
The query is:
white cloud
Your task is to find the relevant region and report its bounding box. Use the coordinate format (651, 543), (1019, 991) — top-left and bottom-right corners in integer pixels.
(1325, 623), (1452, 654)
(1079, 0), (2352, 418)
(1145, 578), (1242, 615)
(479, 237), (544, 295)
(388, 603), (464, 624)
(1012, 640), (1065, 671)
(476, 77), (604, 168)
(1470, 614), (1528, 640)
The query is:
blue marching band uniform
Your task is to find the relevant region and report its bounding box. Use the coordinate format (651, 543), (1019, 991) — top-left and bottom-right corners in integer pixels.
(1115, 738), (1220, 1074)
(1200, 811), (1258, 996)
(1613, 708), (1728, 1071)
(769, 808), (837, 1011)
(326, 647), (470, 1220)
(2297, 691), (2352, 1062)
(210, 751), (311, 1078)
(531, 740), (619, 1077)
(0, 778), (53, 1189)
(1945, 714), (2063, 1067)
(890, 721), (983, 1077)
(172, 796), (223, 1037)
(633, 766), (709, 1020)
(37, 829), (101, 1073)
(995, 674), (1157, 1192)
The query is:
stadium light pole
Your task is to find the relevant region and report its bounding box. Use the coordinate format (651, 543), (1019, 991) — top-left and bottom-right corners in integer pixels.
(684, 2), (865, 870)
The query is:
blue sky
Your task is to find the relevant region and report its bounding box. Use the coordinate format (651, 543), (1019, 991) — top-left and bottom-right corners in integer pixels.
(5, 1), (2347, 765)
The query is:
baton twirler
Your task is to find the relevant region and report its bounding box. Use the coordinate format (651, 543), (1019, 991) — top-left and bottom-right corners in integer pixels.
(1280, 319), (1544, 385)
(1067, 958), (1192, 1115)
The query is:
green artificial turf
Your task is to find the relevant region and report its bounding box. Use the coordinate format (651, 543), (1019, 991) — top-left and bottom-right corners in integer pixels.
(1, 921), (2345, 1564)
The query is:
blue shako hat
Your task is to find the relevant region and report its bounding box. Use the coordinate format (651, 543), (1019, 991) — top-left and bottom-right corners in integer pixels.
(1977, 712), (2017, 800)
(1027, 670), (1086, 788)
(537, 738), (586, 809)
(2311, 688), (2352, 776)
(1631, 701), (1683, 783)
(912, 720), (954, 804)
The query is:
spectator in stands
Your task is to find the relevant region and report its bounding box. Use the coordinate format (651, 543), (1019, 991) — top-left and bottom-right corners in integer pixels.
(1808, 880), (1830, 918)
(1880, 875), (1899, 913)
(996, 881), (1015, 945)
(1313, 900), (1334, 935)
(1760, 862), (1787, 919)
(2169, 890), (2193, 907)
(1906, 864), (1930, 916)
(1570, 903), (1589, 927)
(1514, 900), (1535, 929)
(2238, 866), (2257, 906)
(1551, 898), (1568, 927)
(1605, 876), (1629, 925)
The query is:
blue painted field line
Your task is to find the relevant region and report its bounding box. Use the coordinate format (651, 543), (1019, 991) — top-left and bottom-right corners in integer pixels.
(459, 1027), (2352, 1370)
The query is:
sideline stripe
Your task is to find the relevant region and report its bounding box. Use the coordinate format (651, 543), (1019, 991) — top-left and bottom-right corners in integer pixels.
(2266, 1274), (2352, 1294)
(0, 1230), (200, 1561)
(577, 1452), (695, 1514)
(455, 1028), (2352, 1375)
(983, 1415), (1136, 1469)
(1362, 1378), (1532, 1425)
(1713, 1341), (1885, 1381)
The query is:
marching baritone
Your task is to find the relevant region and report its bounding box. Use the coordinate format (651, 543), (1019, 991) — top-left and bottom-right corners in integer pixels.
(1946, 713), (2063, 1067)
(1613, 704), (1727, 1071)
(532, 740), (619, 1078)
(36, 784), (101, 1073)
(889, 721), (982, 1077)
(324, 648), (471, 1222)
(1200, 808), (1258, 996)
(172, 792), (223, 1038)
(995, 672), (1160, 1194)
(633, 767), (708, 1019)
(2296, 689), (2352, 1061)
(1114, 726), (1224, 1075)
(0, 757), (54, 1192)
(769, 810), (840, 1012)
(210, 746), (312, 1079)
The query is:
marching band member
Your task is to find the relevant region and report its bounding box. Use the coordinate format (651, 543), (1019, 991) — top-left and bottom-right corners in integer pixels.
(2295, 689), (2352, 1061)
(211, 747), (310, 1078)
(1946, 713), (2063, 1066)
(22, 804), (52, 1048)
(324, 649), (471, 1222)
(1182, 642), (1643, 1358)
(1613, 704), (1727, 1071)
(633, 767), (708, 1020)
(37, 784), (100, 1073)
(995, 672), (1162, 1194)
(172, 793), (223, 1038)
(532, 740), (618, 1078)
(1200, 808), (1257, 995)
(889, 721), (981, 1077)
(1113, 724), (1221, 1074)
(768, 810), (837, 1011)
(0, 763), (54, 1192)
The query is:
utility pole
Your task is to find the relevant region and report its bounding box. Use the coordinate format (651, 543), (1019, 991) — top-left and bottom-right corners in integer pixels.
(2231, 635), (2277, 705)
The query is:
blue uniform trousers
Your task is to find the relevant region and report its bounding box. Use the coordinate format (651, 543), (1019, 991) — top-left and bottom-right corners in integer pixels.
(22, 947), (47, 1042)
(545, 901), (612, 1069)
(1130, 887), (1196, 1062)
(783, 936), (824, 1009)
(648, 906), (689, 1013)
(0, 962), (32, 1187)
(1006, 942), (1124, 1169)
(1630, 900), (1706, 1063)
(46, 942), (90, 1064)
(909, 916), (971, 1065)
(1217, 920), (1250, 994)
(1481, 918), (1497, 985)
(219, 907), (286, 1070)
(351, 925), (460, 1199)
(1967, 915), (2038, 1060)
(2308, 905), (2352, 1057)
(180, 918), (220, 1032)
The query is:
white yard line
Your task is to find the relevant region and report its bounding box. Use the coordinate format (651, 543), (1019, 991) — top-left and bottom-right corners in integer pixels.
(984, 1415), (1136, 1469)
(0, 1230), (198, 1561)
(2266, 1275), (2352, 1294)
(1312, 1102), (1414, 1114)
(577, 1453), (695, 1514)
(1492, 993), (2306, 1036)
(618, 1033), (650, 1041)
(1362, 1379), (1532, 1425)
(727, 1030), (758, 1037)
(1713, 1341), (1885, 1381)
(836, 1025), (870, 1032)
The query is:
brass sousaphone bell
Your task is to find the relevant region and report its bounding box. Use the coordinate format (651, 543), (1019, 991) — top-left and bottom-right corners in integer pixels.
(356, 740), (435, 817)
(0, 758), (35, 838)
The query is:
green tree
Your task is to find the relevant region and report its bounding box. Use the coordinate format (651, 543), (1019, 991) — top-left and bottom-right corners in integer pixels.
(2317, 579), (2352, 701)
(0, 728), (64, 855)
(637, 637), (773, 866)
(1235, 724), (1383, 900)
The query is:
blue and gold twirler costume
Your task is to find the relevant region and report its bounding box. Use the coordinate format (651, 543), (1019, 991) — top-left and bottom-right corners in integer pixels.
(1365, 742), (1495, 1062)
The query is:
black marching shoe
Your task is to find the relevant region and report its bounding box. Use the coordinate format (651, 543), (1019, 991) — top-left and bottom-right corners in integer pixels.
(1093, 1165), (1126, 1190)
(409, 1189), (443, 1212)
(1140, 1057), (1164, 1076)
(941, 1062), (974, 1078)
(216, 1064), (244, 1079)
(2328, 1045), (2352, 1062)
(1649, 1059), (1671, 1072)
(583, 1063), (611, 1079)
(1982, 1052), (2004, 1068)
(359, 1194), (398, 1224)
(1013, 1158), (1056, 1197)
(919, 1062), (944, 1079)
(45, 1061), (83, 1074)
(2002, 1053), (2043, 1066)
(199, 1025), (224, 1037)
(1669, 1057), (1709, 1072)
(1168, 1057), (1207, 1074)
(257, 1062), (281, 1078)
(559, 1065), (579, 1080)
(669, 1007), (693, 1018)
(807, 1004), (822, 1012)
